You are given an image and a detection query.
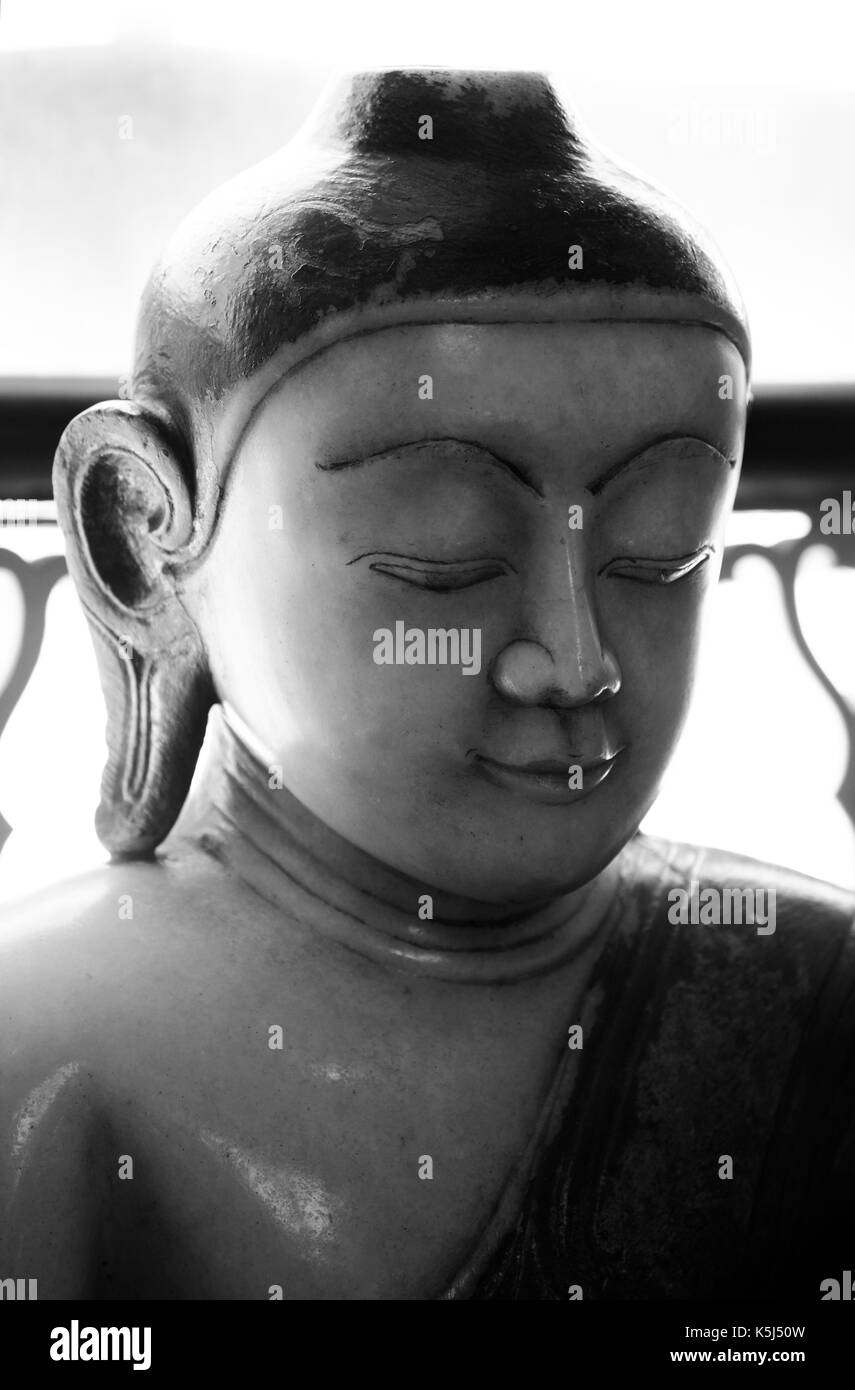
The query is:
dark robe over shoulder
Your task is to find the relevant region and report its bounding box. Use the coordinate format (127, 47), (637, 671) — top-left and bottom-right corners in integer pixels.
(443, 835), (855, 1300)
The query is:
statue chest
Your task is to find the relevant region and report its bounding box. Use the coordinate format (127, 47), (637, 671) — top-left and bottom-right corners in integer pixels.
(106, 958), (582, 1300)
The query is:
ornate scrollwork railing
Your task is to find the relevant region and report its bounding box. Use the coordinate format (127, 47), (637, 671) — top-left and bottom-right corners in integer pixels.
(0, 544), (67, 851)
(721, 531), (855, 839)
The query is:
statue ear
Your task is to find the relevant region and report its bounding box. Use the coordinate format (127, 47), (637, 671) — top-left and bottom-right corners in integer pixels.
(53, 401), (215, 857)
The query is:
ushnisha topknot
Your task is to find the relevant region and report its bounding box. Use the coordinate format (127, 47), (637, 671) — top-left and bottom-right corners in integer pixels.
(131, 68), (750, 461)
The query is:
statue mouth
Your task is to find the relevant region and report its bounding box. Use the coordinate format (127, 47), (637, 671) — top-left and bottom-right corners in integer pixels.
(470, 750), (623, 805)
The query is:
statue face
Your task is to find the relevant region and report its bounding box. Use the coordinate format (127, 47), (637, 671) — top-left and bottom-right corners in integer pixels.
(189, 321), (745, 903)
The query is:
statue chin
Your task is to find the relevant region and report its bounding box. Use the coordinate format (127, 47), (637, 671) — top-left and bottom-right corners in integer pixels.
(3, 68), (852, 1305)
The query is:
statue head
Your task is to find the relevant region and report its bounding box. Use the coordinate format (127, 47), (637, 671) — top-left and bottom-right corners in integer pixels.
(54, 68), (750, 903)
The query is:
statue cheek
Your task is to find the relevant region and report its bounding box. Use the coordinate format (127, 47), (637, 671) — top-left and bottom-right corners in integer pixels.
(605, 603), (704, 717)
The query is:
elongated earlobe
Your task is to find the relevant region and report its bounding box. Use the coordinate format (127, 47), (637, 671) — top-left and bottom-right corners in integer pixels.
(53, 402), (215, 857)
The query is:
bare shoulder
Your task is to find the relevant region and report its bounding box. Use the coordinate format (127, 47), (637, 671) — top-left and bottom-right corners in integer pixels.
(0, 842), (240, 945)
(0, 850), (238, 1168)
(0, 846), (267, 1291)
(0, 851), (224, 1017)
(0, 842), (268, 1061)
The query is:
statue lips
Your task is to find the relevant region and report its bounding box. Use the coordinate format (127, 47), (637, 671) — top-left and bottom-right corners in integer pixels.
(470, 750), (624, 806)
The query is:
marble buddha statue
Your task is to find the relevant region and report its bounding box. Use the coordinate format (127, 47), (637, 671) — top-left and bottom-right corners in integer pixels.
(2, 69), (854, 1302)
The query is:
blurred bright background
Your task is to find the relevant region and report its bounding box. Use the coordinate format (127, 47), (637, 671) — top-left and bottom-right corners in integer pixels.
(1, 0), (854, 898)
(2, 0), (854, 382)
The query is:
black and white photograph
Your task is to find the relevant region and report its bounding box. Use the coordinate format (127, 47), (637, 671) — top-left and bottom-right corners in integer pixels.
(0, 0), (853, 1365)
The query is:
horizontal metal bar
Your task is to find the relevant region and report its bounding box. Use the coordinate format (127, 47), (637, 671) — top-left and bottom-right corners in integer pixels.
(0, 378), (853, 504)
(0, 377), (120, 498)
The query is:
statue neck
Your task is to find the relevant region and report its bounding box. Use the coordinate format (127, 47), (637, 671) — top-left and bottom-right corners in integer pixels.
(176, 704), (628, 984)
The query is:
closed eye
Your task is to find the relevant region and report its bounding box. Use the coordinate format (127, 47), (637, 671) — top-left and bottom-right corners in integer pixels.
(348, 552), (515, 591)
(599, 546), (714, 584)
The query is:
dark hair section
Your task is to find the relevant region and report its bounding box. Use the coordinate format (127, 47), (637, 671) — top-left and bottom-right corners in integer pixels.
(130, 68), (749, 450)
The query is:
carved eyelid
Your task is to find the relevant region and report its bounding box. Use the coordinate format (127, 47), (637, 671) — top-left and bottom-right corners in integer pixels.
(366, 556), (513, 588)
(349, 551), (514, 573)
(599, 546), (714, 582)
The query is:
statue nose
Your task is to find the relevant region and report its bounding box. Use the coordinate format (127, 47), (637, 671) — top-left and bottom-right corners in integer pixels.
(491, 533), (621, 708)
(491, 637), (620, 707)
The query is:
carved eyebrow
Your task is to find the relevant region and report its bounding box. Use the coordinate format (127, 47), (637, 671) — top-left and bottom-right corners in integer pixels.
(315, 437), (545, 499)
(586, 434), (737, 497)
